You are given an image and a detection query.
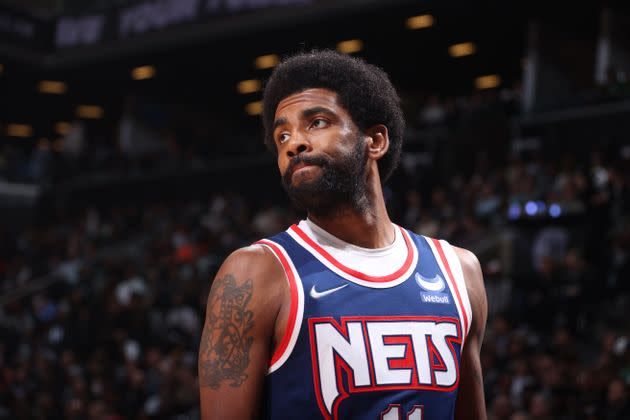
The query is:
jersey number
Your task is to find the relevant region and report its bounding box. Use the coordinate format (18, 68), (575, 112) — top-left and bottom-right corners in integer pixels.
(381, 404), (423, 420)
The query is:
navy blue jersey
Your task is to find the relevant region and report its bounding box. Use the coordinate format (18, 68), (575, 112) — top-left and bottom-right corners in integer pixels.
(256, 222), (472, 420)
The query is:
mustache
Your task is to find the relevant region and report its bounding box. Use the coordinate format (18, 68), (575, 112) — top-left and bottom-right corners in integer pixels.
(285, 154), (329, 179)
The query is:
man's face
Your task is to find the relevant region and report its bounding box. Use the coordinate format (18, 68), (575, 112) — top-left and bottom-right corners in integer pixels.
(273, 88), (368, 216)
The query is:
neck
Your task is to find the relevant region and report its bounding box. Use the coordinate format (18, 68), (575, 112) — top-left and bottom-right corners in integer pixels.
(307, 176), (393, 249)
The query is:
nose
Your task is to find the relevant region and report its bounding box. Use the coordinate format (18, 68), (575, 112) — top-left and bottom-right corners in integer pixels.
(286, 131), (311, 158)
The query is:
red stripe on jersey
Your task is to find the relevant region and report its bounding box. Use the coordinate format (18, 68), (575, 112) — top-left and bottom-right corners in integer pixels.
(431, 239), (469, 338)
(290, 225), (414, 282)
(256, 240), (299, 367)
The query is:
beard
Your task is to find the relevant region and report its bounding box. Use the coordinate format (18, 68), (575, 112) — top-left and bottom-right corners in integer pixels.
(281, 137), (368, 218)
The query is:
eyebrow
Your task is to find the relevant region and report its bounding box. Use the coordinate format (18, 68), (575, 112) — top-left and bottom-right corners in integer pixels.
(272, 106), (336, 132)
(272, 117), (287, 132)
(302, 106), (336, 119)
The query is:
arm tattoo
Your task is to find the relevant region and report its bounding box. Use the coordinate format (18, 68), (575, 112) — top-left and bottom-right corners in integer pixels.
(199, 274), (254, 389)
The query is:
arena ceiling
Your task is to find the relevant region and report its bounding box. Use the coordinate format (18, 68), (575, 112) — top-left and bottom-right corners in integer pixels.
(0, 0), (622, 143)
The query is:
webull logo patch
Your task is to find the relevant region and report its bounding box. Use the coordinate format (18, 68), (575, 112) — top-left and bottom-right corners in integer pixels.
(416, 273), (450, 304)
(421, 292), (450, 304)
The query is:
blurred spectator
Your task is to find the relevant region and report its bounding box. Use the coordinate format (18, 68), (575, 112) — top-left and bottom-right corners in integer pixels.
(27, 139), (54, 183)
(417, 94), (447, 127)
(531, 226), (569, 275)
(528, 392), (552, 420)
(484, 259), (511, 317)
(117, 95), (170, 166)
(62, 120), (86, 163)
(604, 378), (630, 420)
(490, 393), (514, 420)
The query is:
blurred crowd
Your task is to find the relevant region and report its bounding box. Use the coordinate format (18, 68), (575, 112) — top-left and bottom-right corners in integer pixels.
(0, 85), (629, 419)
(0, 94), (256, 186)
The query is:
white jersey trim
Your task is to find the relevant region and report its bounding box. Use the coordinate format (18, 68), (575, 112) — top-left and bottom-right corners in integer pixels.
(257, 240), (305, 374)
(439, 240), (473, 337)
(424, 237), (472, 346)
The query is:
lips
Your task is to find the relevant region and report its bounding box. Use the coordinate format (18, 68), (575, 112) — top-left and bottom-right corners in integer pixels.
(286, 155), (327, 180)
(291, 162), (316, 176)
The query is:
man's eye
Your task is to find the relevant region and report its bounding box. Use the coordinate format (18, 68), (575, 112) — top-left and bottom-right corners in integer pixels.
(277, 133), (290, 144)
(311, 118), (328, 128)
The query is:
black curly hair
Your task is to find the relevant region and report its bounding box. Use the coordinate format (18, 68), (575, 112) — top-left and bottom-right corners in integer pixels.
(261, 49), (405, 183)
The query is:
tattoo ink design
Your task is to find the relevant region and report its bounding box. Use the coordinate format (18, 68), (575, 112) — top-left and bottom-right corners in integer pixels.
(199, 275), (254, 388)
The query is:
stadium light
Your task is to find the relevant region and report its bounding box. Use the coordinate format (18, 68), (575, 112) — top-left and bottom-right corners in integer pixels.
(132, 65), (156, 80)
(475, 74), (501, 89)
(507, 203), (521, 220)
(524, 201), (537, 216)
(76, 105), (104, 119)
(237, 79), (262, 94)
(7, 123), (33, 138)
(337, 39), (363, 54)
(406, 14), (434, 30)
(448, 42), (476, 57)
(255, 54), (279, 69)
(38, 80), (67, 94)
(245, 101), (263, 116)
(549, 203), (562, 218)
(55, 122), (71, 135)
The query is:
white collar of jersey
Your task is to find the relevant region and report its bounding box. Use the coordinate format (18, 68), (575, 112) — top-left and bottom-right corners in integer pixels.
(303, 218), (399, 256)
(287, 219), (418, 288)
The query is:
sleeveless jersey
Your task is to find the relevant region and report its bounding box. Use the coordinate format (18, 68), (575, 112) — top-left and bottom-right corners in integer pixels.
(256, 222), (472, 420)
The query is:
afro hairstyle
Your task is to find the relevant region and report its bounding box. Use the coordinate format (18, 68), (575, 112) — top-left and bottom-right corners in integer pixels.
(261, 49), (405, 183)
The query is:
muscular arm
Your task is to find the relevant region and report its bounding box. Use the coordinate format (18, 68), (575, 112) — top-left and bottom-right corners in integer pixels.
(454, 247), (488, 420)
(198, 245), (288, 419)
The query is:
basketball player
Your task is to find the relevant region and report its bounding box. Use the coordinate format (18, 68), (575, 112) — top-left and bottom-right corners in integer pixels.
(198, 50), (488, 420)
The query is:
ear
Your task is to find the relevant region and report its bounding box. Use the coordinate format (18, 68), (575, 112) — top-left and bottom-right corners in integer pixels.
(365, 124), (389, 160)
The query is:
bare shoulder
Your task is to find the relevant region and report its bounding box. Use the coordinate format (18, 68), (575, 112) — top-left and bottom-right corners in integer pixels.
(221, 243), (284, 274)
(205, 243), (289, 329)
(451, 246), (484, 292)
(215, 243), (287, 291)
